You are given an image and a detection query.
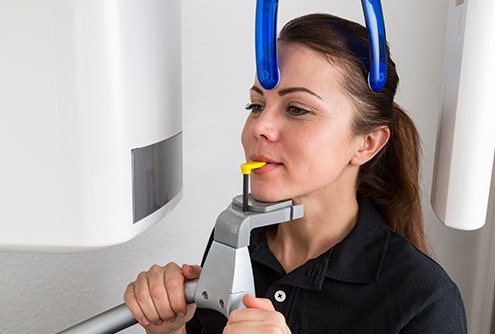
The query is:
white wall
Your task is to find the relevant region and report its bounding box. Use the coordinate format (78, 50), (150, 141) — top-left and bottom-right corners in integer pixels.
(0, 1), (489, 333)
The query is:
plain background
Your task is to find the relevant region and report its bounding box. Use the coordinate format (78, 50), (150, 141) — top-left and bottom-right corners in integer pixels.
(0, 1), (492, 333)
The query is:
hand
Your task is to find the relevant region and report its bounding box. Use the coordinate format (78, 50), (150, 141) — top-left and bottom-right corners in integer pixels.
(124, 263), (201, 334)
(223, 294), (291, 334)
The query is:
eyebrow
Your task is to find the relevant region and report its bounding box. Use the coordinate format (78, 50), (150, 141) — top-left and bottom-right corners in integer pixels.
(250, 85), (322, 100)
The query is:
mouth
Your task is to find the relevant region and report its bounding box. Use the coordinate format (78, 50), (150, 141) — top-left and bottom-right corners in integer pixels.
(250, 155), (283, 174)
(250, 155), (283, 165)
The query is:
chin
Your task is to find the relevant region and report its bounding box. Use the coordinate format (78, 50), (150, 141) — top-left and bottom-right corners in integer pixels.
(250, 189), (289, 203)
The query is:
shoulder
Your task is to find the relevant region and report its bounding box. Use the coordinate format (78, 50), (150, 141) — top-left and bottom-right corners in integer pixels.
(385, 231), (468, 332)
(383, 230), (454, 292)
(355, 196), (457, 297)
(380, 230), (466, 329)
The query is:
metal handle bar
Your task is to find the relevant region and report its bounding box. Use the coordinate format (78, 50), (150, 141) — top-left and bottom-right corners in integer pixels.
(57, 279), (198, 334)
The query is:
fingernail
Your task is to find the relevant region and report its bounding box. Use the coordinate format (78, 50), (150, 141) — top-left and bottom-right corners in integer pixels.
(141, 317), (149, 326)
(154, 320), (164, 326)
(178, 312), (186, 318)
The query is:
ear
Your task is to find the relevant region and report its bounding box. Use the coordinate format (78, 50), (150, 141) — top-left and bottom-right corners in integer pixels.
(350, 126), (390, 166)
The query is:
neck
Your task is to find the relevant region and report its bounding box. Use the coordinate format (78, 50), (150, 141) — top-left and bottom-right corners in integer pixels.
(266, 183), (359, 274)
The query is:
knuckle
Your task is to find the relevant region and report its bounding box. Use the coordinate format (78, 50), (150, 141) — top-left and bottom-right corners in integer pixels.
(136, 289), (149, 303)
(149, 285), (165, 300)
(164, 275), (182, 290)
(137, 271), (147, 280)
(123, 289), (134, 301)
(150, 264), (162, 273)
(164, 262), (179, 270)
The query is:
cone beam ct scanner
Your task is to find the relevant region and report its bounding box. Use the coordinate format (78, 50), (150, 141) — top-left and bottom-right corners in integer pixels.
(0, 0), (494, 333)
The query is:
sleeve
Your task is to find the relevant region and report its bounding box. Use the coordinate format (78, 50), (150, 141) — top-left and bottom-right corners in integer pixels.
(185, 228), (215, 334)
(400, 284), (467, 334)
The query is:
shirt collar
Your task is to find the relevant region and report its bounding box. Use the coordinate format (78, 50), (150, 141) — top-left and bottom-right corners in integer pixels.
(249, 196), (390, 289)
(324, 196), (390, 284)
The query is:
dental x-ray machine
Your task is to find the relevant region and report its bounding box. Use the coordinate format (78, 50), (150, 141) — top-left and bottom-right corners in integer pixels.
(1, 0), (494, 333)
(57, 1), (392, 332)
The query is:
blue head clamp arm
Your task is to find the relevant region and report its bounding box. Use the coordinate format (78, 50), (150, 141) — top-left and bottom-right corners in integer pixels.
(255, 0), (388, 92)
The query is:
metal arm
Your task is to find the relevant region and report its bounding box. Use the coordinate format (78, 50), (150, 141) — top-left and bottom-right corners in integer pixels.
(57, 194), (303, 333)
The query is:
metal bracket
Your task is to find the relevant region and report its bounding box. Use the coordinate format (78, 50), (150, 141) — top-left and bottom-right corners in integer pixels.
(194, 194), (303, 318)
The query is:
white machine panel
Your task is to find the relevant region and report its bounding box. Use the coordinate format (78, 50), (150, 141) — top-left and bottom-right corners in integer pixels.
(0, 0), (182, 251)
(431, 0), (495, 230)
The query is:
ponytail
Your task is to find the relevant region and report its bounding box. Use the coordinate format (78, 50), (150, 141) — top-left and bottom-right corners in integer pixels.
(356, 103), (429, 255)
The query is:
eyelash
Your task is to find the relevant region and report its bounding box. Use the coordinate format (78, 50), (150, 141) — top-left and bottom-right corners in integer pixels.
(245, 103), (312, 116)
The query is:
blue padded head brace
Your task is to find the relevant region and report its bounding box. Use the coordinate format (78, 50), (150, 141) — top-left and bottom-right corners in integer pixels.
(255, 0), (388, 92)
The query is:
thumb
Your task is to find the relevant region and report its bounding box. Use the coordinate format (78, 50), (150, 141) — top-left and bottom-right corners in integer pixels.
(242, 294), (275, 311)
(182, 264), (202, 280)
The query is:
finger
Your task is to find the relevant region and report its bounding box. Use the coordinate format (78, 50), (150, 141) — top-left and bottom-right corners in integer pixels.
(147, 264), (175, 322)
(164, 263), (188, 320)
(135, 272), (161, 323)
(123, 282), (149, 327)
(227, 308), (272, 324)
(242, 294), (275, 311)
(181, 264), (202, 280)
(223, 322), (261, 334)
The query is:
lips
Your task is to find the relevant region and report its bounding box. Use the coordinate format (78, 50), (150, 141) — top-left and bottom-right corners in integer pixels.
(251, 155), (283, 165)
(250, 155), (283, 174)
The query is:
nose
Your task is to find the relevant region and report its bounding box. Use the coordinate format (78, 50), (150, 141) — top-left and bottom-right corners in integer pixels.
(250, 106), (281, 142)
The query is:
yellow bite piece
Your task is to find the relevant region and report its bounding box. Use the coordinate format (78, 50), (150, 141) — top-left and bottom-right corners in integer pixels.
(241, 161), (267, 174)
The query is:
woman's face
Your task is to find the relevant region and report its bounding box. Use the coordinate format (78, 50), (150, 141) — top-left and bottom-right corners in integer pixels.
(241, 43), (362, 202)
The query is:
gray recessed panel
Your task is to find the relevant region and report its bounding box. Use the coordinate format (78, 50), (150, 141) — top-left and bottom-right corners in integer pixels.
(132, 132), (182, 223)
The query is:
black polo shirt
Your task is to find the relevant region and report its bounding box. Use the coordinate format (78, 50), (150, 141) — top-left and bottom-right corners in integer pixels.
(186, 196), (467, 333)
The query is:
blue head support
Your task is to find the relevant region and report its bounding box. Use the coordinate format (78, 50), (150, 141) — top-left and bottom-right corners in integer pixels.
(255, 0), (388, 92)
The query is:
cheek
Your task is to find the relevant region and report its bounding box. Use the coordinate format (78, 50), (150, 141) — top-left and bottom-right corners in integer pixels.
(241, 121), (250, 150)
(293, 128), (353, 172)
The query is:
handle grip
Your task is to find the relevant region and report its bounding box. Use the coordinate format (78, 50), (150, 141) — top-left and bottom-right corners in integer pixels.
(57, 279), (198, 334)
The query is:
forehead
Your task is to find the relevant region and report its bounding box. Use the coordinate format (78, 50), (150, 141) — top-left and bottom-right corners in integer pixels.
(272, 43), (345, 97)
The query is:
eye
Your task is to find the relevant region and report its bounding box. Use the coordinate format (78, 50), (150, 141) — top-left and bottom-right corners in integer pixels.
(245, 103), (264, 113)
(286, 105), (311, 116)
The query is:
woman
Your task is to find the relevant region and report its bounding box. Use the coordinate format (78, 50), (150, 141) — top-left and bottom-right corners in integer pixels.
(124, 14), (467, 333)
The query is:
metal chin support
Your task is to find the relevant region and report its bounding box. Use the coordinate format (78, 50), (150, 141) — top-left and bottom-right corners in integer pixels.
(255, 0), (388, 92)
(58, 195), (304, 334)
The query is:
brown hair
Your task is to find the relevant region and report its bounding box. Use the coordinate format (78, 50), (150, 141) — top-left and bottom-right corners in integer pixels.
(279, 13), (429, 255)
